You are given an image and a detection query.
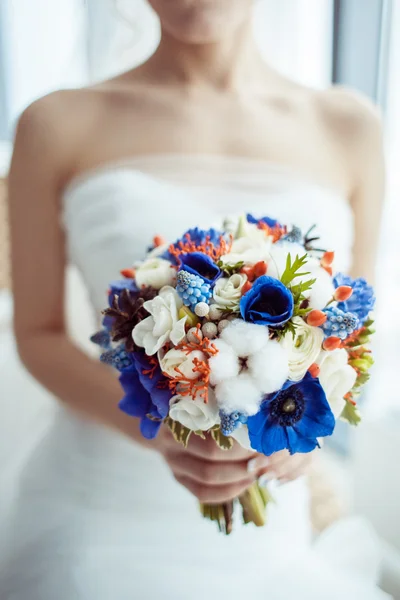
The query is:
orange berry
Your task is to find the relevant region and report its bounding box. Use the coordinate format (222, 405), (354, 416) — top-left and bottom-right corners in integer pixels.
(307, 309), (327, 327)
(334, 285), (353, 302)
(241, 267), (255, 282)
(120, 268), (135, 279)
(323, 336), (341, 351)
(253, 261), (268, 277)
(322, 265), (333, 277)
(321, 251), (335, 267)
(153, 235), (166, 247)
(242, 281), (253, 295)
(308, 363), (321, 378)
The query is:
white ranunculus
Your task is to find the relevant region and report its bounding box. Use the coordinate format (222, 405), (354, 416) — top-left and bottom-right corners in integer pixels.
(280, 316), (324, 382)
(159, 348), (206, 380)
(135, 258), (176, 290)
(169, 391), (219, 431)
(317, 349), (357, 418)
(213, 273), (248, 310)
(132, 286), (187, 355)
(220, 236), (273, 266)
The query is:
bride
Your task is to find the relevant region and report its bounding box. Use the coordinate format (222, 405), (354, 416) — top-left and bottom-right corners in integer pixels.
(2, 0), (389, 598)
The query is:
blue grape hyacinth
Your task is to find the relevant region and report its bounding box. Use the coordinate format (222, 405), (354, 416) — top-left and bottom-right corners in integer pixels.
(176, 270), (211, 309)
(322, 306), (359, 341)
(220, 411), (248, 436)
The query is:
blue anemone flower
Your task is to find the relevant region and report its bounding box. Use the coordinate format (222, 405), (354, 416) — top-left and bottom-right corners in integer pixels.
(179, 252), (222, 286)
(247, 214), (280, 228)
(240, 275), (294, 327)
(333, 273), (375, 324)
(247, 374), (335, 455)
(118, 352), (172, 439)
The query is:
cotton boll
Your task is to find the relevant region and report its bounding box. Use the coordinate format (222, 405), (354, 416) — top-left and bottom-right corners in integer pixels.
(208, 340), (239, 385)
(248, 341), (289, 394)
(215, 373), (262, 416)
(220, 320), (269, 356)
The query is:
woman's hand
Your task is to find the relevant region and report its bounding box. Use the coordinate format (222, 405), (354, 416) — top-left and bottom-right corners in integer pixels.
(155, 426), (313, 503)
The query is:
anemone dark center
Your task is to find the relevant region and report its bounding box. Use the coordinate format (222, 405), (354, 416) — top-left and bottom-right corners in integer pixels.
(269, 388), (305, 426)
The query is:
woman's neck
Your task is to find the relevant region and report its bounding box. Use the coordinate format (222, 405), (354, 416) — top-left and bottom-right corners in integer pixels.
(142, 20), (272, 92)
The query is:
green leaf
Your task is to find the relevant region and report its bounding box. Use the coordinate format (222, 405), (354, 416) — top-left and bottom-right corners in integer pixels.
(280, 254), (310, 287)
(211, 427), (234, 451)
(291, 278), (316, 302)
(217, 260), (245, 276)
(164, 417), (192, 448)
(354, 372), (371, 387)
(340, 402), (362, 426)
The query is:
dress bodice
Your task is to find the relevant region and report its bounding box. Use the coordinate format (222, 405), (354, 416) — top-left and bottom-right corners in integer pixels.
(62, 154), (354, 314)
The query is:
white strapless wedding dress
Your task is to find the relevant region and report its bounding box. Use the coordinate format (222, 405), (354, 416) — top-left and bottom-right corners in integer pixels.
(0, 155), (391, 599)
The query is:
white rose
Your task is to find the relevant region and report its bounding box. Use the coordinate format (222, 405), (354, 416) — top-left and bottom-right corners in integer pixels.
(280, 316), (324, 382)
(132, 286), (187, 355)
(317, 349), (357, 418)
(213, 273), (248, 310)
(220, 236), (273, 266)
(159, 348), (206, 380)
(169, 390), (219, 431)
(135, 258), (175, 290)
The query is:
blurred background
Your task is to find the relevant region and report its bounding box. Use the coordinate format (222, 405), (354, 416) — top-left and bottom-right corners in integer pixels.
(0, 0), (400, 594)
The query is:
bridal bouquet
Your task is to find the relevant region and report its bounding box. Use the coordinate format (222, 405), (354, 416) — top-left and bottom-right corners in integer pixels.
(91, 214), (375, 534)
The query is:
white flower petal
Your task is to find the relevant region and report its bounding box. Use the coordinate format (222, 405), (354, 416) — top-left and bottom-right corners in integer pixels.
(132, 286), (184, 355)
(135, 258), (175, 290)
(317, 349), (357, 418)
(213, 273), (247, 310)
(230, 425), (253, 451)
(169, 317), (187, 346)
(160, 348), (205, 380)
(169, 391), (219, 431)
(280, 317), (324, 382)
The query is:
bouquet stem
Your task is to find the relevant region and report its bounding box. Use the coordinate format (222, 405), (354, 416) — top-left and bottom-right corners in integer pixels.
(200, 481), (273, 534)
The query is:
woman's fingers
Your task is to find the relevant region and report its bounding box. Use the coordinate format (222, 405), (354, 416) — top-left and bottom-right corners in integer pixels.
(258, 452), (313, 482)
(174, 474), (253, 504)
(167, 451), (259, 486)
(184, 432), (254, 462)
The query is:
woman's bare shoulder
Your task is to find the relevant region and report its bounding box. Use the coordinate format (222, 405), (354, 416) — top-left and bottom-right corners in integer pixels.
(316, 85), (382, 145)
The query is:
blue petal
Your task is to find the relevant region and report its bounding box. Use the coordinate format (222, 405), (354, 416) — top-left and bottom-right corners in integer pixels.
(247, 214), (279, 228)
(248, 417), (288, 456)
(119, 391), (150, 418)
(140, 417), (162, 440)
(286, 427), (319, 454)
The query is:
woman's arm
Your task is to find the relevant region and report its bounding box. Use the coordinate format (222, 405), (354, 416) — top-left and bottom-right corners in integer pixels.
(8, 92), (147, 443)
(323, 87), (386, 282)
